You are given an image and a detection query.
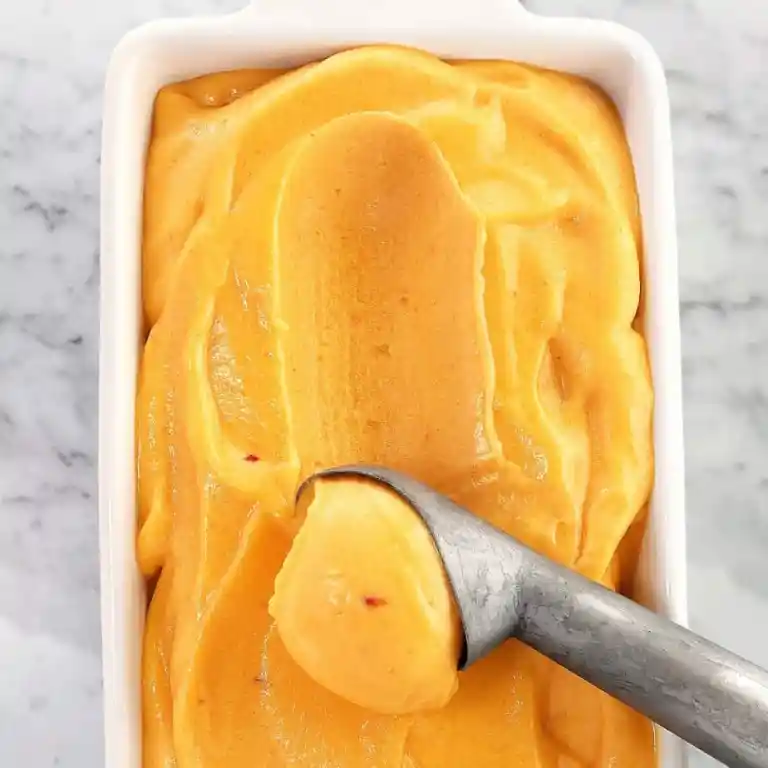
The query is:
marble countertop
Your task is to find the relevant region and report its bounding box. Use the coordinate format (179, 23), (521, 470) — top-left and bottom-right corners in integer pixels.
(1, 0), (766, 765)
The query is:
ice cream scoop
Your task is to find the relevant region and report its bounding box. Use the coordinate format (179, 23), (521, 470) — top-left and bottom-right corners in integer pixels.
(295, 465), (768, 768)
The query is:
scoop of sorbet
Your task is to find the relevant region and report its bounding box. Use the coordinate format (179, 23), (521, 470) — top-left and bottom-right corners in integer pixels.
(268, 477), (462, 715)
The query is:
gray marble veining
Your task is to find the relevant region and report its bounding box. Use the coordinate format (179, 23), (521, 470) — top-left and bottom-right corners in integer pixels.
(0, 0), (766, 765)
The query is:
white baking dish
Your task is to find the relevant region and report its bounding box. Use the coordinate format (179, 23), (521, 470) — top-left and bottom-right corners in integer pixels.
(99, 1), (688, 766)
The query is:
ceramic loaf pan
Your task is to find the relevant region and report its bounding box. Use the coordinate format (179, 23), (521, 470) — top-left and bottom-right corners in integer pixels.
(99, 1), (688, 766)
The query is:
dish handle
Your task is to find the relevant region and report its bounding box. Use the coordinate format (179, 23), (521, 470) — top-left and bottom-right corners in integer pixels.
(246, 0), (527, 26)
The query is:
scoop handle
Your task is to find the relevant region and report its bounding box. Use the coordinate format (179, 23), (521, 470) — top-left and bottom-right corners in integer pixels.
(518, 551), (768, 768)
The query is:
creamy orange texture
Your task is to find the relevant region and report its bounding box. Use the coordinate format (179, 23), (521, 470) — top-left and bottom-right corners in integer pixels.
(269, 477), (462, 715)
(138, 45), (654, 768)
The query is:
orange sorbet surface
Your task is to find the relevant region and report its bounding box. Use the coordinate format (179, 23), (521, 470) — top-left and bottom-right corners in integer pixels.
(137, 46), (655, 768)
(269, 477), (463, 716)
